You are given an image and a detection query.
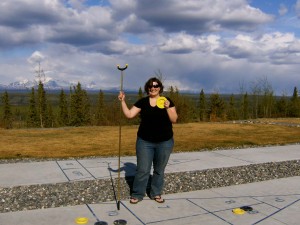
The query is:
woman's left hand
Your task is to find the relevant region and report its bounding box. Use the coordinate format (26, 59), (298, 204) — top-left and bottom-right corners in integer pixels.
(164, 99), (170, 109)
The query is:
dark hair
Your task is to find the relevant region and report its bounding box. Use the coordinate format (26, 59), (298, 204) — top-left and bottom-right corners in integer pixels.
(144, 77), (164, 95)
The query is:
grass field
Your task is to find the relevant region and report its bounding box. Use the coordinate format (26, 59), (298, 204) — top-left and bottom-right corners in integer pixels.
(0, 119), (300, 160)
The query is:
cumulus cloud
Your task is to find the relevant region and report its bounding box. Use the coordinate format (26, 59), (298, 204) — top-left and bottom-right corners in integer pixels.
(0, 0), (299, 95)
(159, 33), (220, 54)
(134, 0), (273, 33)
(0, 0), (116, 48)
(0, 0), (274, 49)
(215, 32), (300, 65)
(0, 0), (61, 29)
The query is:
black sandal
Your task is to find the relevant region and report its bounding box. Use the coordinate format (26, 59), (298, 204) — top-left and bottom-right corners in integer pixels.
(130, 197), (141, 204)
(153, 195), (165, 203)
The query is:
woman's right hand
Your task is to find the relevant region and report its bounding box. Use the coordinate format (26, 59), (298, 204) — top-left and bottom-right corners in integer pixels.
(118, 91), (125, 101)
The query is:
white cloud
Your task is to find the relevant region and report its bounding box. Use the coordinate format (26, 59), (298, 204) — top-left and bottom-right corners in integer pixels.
(27, 51), (45, 64)
(158, 33), (221, 54)
(215, 32), (300, 65)
(134, 0), (273, 33)
(0, 0), (299, 95)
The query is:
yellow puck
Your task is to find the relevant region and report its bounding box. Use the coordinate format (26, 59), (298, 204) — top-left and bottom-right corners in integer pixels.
(232, 208), (245, 215)
(156, 97), (167, 109)
(75, 217), (89, 224)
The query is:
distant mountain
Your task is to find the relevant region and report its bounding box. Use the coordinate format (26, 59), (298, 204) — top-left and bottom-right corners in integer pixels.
(0, 78), (98, 91)
(7, 79), (35, 89)
(0, 83), (7, 89)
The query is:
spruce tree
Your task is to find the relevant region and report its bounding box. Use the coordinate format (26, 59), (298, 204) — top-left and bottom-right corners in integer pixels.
(208, 93), (225, 121)
(276, 94), (288, 117)
(1, 91), (13, 129)
(70, 82), (91, 126)
(138, 87), (143, 99)
(227, 94), (238, 120)
(95, 89), (107, 125)
(199, 89), (206, 121)
(46, 102), (55, 127)
(58, 89), (69, 126)
(241, 92), (249, 119)
(167, 86), (194, 123)
(27, 88), (39, 127)
(289, 87), (300, 117)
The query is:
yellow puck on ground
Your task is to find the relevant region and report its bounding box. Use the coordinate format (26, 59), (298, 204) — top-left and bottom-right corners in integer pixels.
(232, 208), (245, 215)
(156, 97), (167, 108)
(75, 217), (89, 224)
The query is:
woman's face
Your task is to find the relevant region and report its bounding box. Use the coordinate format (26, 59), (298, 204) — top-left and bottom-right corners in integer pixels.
(148, 81), (160, 97)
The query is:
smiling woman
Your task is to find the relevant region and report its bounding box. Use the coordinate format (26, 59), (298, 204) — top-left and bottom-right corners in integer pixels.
(118, 77), (178, 203)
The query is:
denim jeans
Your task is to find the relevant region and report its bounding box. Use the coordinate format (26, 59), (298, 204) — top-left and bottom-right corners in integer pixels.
(131, 137), (174, 200)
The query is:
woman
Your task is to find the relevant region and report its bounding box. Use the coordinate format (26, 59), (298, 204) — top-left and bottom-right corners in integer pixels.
(118, 77), (178, 204)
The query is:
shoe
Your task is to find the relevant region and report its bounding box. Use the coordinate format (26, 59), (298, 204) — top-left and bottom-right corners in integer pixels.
(152, 195), (165, 203)
(130, 197), (141, 204)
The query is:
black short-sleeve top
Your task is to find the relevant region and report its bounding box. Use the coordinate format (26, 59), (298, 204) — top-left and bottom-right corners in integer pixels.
(134, 96), (175, 142)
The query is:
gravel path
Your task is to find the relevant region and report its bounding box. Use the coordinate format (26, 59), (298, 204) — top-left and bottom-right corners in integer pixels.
(1, 160), (299, 213)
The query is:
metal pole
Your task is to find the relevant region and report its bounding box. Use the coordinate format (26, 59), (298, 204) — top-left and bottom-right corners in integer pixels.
(117, 64), (128, 210)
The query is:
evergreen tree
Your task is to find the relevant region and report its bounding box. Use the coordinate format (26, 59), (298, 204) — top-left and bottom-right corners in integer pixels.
(14, 108), (23, 128)
(168, 86), (175, 100)
(208, 93), (226, 121)
(70, 82), (91, 126)
(177, 95), (194, 123)
(58, 89), (69, 126)
(227, 94), (238, 120)
(166, 85), (194, 123)
(198, 89), (206, 121)
(46, 102), (55, 127)
(289, 87), (300, 117)
(241, 92), (249, 119)
(106, 99), (121, 126)
(27, 88), (39, 127)
(95, 89), (108, 125)
(1, 91), (13, 129)
(167, 86), (177, 105)
(276, 94), (288, 117)
(138, 87), (143, 99)
(37, 81), (47, 128)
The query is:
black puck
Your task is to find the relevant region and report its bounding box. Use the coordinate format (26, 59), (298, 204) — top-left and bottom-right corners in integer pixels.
(113, 219), (127, 225)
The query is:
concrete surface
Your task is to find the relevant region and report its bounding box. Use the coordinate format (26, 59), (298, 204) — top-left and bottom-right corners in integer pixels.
(0, 144), (300, 225)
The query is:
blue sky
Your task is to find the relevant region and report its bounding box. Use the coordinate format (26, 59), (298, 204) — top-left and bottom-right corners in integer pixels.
(1, 0), (300, 95)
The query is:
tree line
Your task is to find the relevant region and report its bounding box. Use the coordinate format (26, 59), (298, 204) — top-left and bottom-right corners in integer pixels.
(1, 81), (300, 129)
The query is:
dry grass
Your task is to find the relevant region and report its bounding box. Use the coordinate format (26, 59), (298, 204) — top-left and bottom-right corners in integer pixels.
(173, 123), (300, 151)
(1, 121), (300, 159)
(256, 118), (300, 124)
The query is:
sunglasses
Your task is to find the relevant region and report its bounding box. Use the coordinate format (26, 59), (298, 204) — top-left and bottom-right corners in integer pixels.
(149, 84), (160, 88)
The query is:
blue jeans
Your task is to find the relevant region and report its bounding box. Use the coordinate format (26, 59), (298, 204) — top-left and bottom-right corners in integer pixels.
(131, 137), (174, 200)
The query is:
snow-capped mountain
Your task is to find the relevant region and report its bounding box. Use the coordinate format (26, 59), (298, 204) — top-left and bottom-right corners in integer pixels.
(7, 79), (35, 89)
(1, 78), (98, 90)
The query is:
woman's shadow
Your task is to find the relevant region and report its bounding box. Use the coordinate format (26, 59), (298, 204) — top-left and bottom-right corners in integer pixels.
(108, 162), (152, 197)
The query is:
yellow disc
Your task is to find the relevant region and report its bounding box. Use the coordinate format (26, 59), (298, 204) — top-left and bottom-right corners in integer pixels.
(232, 208), (245, 215)
(156, 97), (167, 109)
(75, 217), (89, 224)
